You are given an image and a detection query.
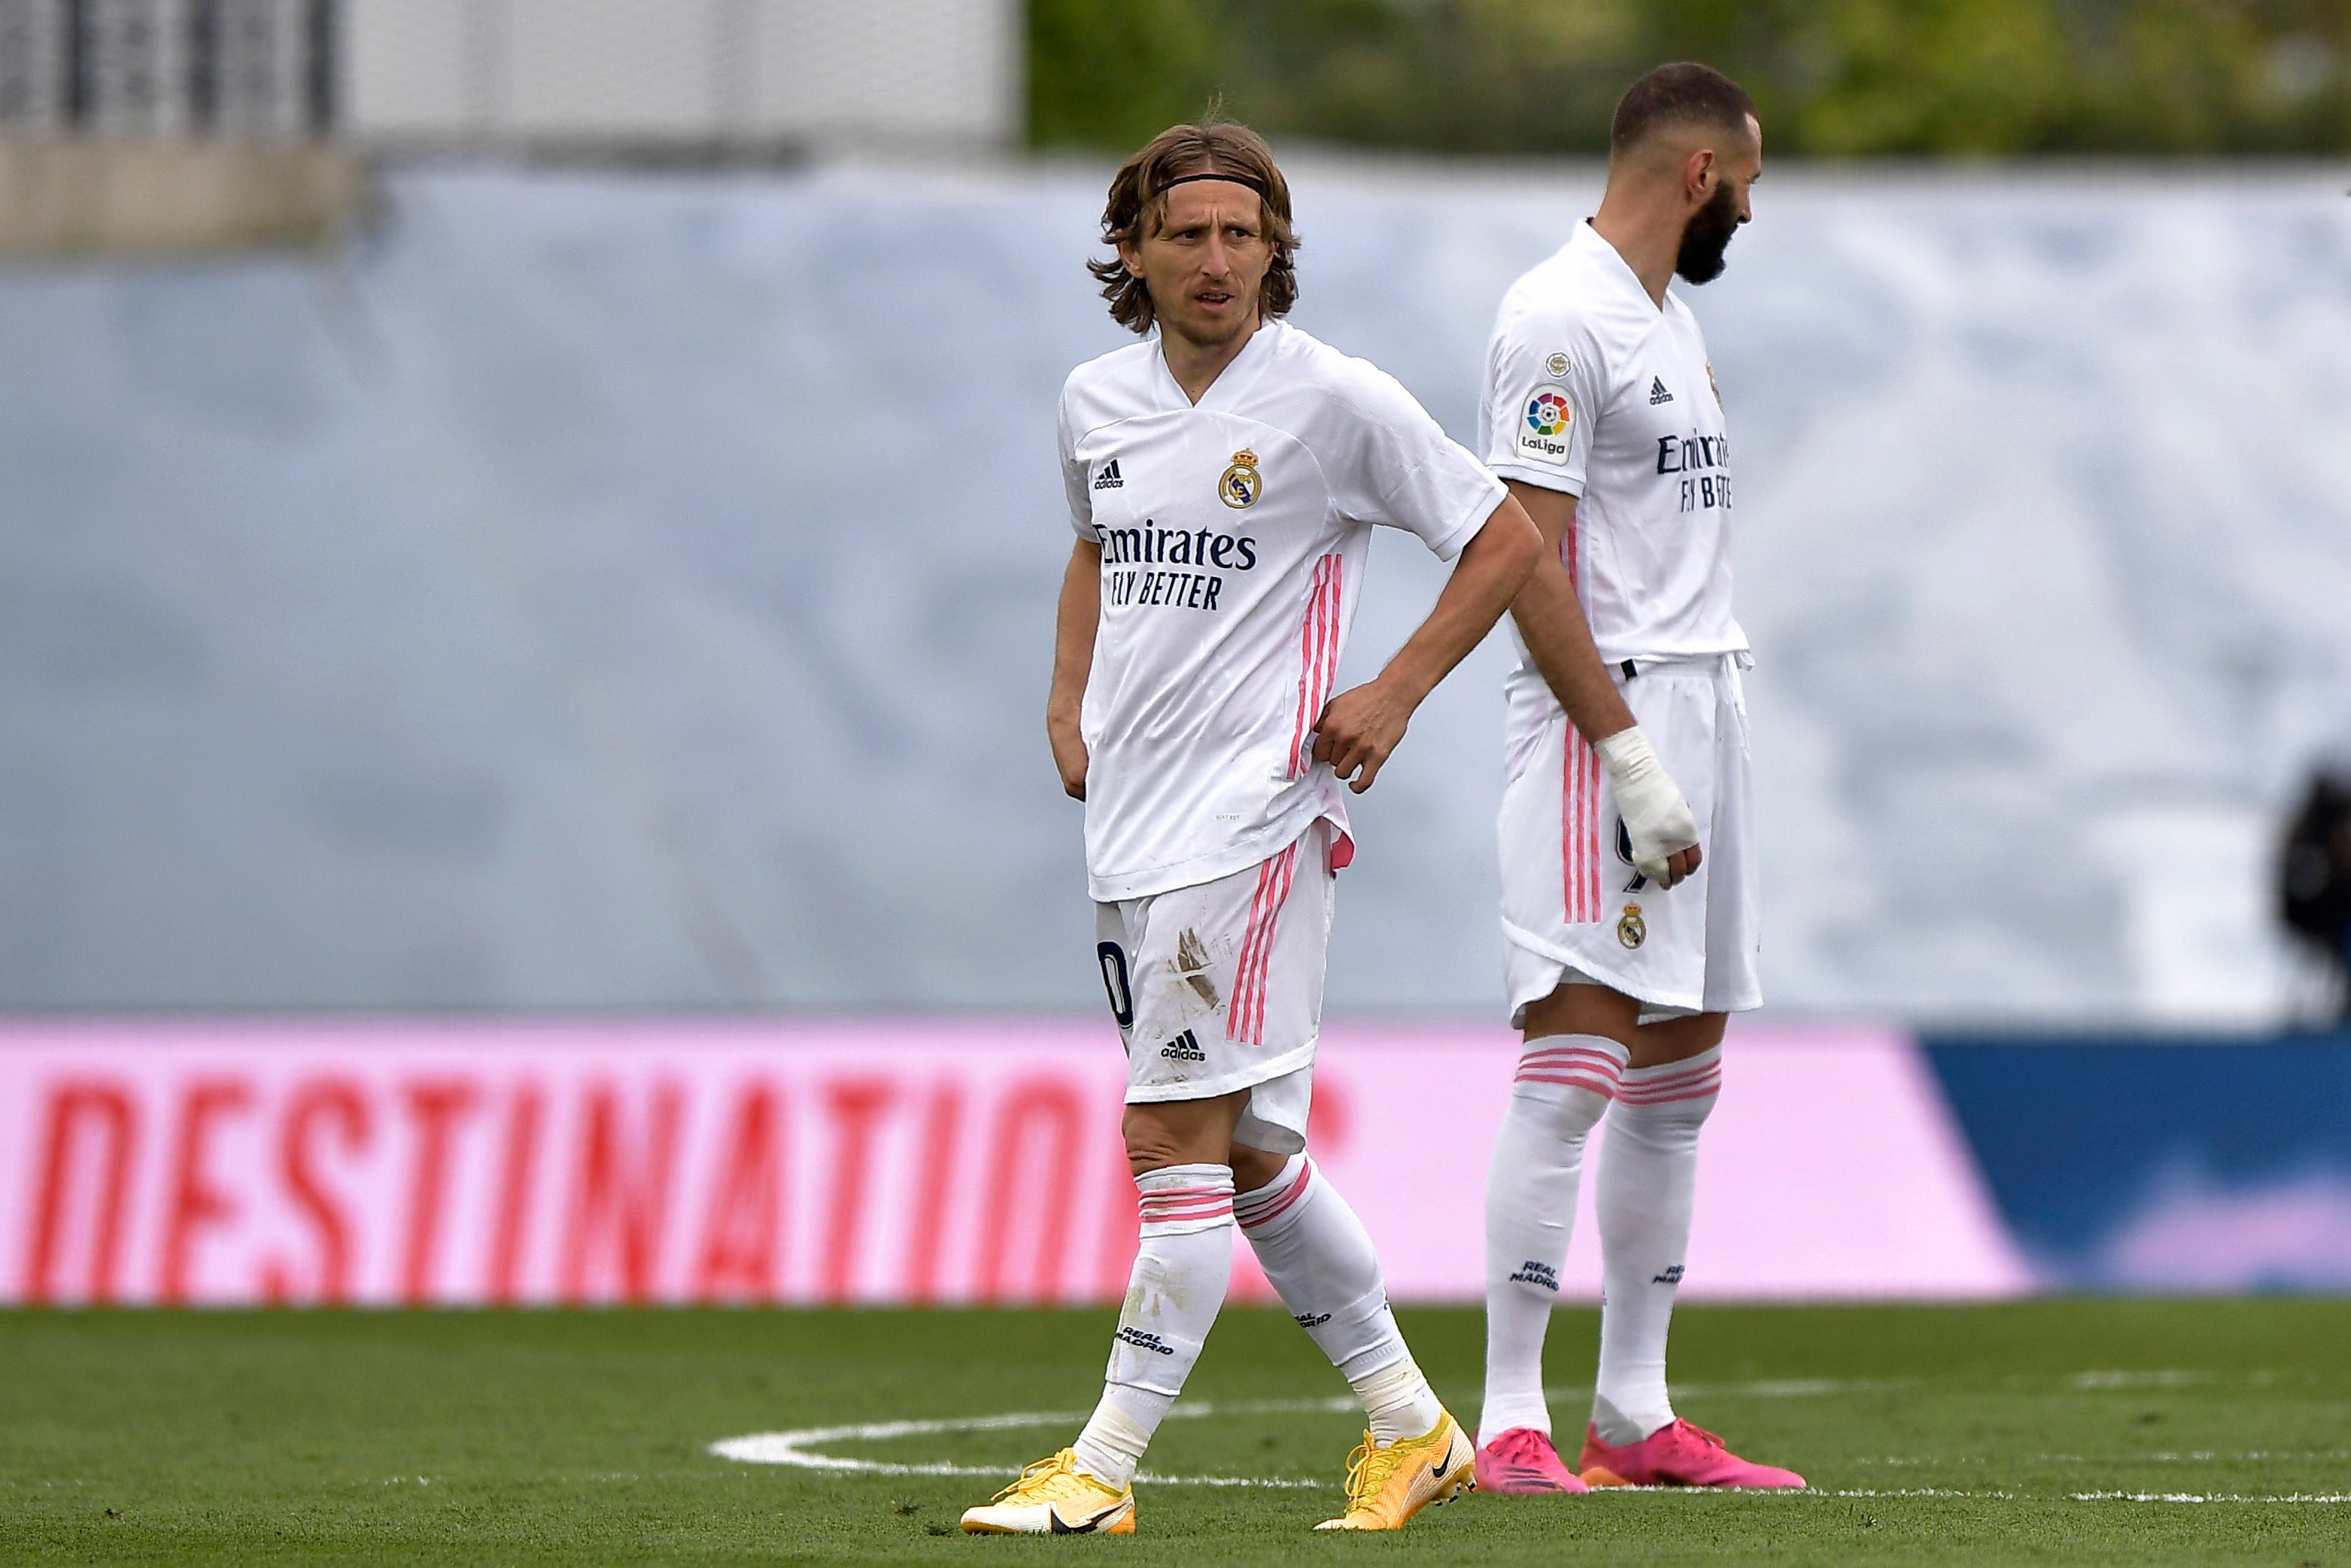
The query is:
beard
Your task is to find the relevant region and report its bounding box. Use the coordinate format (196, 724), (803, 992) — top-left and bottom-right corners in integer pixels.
(1675, 181), (1744, 284)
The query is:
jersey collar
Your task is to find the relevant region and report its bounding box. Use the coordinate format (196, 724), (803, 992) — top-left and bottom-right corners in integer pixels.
(1148, 316), (1282, 414)
(1572, 218), (1671, 317)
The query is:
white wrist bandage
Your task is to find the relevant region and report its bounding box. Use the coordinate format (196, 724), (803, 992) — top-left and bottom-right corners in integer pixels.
(1591, 725), (1699, 884)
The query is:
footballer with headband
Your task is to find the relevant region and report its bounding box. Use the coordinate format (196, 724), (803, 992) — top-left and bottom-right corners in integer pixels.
(961, 120), (1539, 1536)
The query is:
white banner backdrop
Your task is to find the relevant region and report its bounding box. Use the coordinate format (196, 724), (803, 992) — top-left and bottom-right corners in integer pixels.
(2, 1020), (2028, 1307)
(5, 167), (2345, 1026)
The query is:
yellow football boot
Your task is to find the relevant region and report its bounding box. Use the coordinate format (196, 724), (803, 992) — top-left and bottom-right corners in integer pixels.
(959, 1449), (1136, 1536)
(1314, 1409), (1477, 1530)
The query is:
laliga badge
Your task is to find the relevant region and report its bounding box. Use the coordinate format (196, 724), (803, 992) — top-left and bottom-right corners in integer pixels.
(1219, 448), (1262, 509)
(1517, 387), (1572, 465)
(1617, 903), (1648, 950)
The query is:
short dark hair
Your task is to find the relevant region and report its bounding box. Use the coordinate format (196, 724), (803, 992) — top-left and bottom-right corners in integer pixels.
(1610, 62), (1757, 157)
(1087, 119), (1300, 334)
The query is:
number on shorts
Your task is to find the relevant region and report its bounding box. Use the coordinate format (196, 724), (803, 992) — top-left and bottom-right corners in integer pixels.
(1096, 941), (1135, 1029)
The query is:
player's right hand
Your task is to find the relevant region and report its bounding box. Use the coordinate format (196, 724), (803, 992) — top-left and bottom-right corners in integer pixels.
(1592, 725), (1700, 888)
(1051, 734), (1089, 801)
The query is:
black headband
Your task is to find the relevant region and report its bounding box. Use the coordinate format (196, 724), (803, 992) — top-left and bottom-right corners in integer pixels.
(1153, 169), (1269, 198)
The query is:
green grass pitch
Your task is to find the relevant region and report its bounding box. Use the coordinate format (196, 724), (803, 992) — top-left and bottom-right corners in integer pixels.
(4, 1301), (2347, 1565)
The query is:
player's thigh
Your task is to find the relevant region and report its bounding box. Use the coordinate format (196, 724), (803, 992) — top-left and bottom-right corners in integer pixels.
(1123, 1089), (1250, 1174)
(1228, 1139), (1291, 1193)
(1627, 1010), (1727, 1069)
(1519, 978), (1643, 1046)
(1100, 827), (1333, 1154)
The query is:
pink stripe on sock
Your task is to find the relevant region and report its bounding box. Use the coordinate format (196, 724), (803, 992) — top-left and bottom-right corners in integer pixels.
(1520, 1042), (1624, 1061)
(1620, 1057), (1722, 1091)
(1616, 1069), (1722, 1103)
(1519, 1047), (1624, 1072)
(1235, 1159), (1315, 1232)
(1514, 1071), (1621, 1096)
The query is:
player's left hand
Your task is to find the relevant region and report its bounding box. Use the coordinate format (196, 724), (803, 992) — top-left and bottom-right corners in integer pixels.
(1313, 679), (1415, 793)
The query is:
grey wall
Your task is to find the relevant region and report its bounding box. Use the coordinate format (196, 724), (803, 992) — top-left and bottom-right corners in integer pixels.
(4, 160), (2347, 1023)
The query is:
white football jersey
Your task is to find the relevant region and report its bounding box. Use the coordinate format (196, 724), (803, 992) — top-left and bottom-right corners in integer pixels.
(1060, 319), (1503, 903)
(1479, 220), (1747, 756)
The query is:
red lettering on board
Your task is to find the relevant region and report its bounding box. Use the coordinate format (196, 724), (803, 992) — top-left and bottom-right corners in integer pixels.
(488, 1083), (544, 1305)
(818, 1080), (895, 1304)
(23, 1080), (138, 1305)
(976, 1079), (1083, 1304)
(901, 1083), (963, 1304)
(278, 1079), (371, 1304)
(399, 1080), (480, 1305)
(1095, 1094), (1141, 1301)
(560, 1082), (682, 1304)
(160, 1079), (253, 1305)
(1309, 1074), (1351, 1156)
(693, 1083), (785, 1302)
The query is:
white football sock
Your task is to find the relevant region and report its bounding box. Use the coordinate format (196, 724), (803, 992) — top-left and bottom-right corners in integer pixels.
(1591, 1046), (1721, 1446)
(1071, 1163), (1235, 1488)
(1353, 1355), (1444, 1446)
(1478, 1035), (1625, 1447)
(1235, 1153), (1442, 1444)
(1069, 1392), (1157, 1489)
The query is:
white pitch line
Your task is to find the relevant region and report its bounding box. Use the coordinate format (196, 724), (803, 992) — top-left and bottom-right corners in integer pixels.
(1538, 1376), (1921, 1402)
(710, 1398), (1355, 1488)
(1857, 1451), (2351, 1467)
(2070, 1491), (2351, 1505)
(712, 1378), (2350, 1506)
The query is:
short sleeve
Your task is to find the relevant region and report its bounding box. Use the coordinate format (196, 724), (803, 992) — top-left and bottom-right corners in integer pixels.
(1481, 314), (1599, 496)
(1326, 364), (1506, 562)
(1057, 392), (1098, 542)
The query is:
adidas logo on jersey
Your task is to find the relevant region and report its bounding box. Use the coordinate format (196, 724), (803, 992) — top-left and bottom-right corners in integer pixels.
(1092, 458), (1124, 491)
(1648, 377), (1674, 405)
(1159, 1029), (1207, 1062)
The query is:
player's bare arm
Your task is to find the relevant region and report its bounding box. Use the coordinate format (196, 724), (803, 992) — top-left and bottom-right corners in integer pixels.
(1314, 496), (1539, 792)
(1046, 538), (1101, 799)
(1505, 479), (1699, 886)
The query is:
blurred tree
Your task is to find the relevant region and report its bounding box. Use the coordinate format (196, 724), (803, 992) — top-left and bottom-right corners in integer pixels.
(1027, 0), (1225, 153)
(1028, 0), (2351, 156)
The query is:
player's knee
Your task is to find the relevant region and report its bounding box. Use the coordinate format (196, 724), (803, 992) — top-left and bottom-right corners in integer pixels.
(1122, 1102), (1232, 1175)
(1122, 1117), (1183, 1175)
(1226, 1141), (1289, 1194)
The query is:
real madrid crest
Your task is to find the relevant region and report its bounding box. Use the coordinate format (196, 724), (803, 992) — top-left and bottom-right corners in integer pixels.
(1218, 448), (1262, 509)
(1617, 903), (1647, 950)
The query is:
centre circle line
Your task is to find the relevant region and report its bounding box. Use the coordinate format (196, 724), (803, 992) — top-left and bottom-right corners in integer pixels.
(709, 1396), (1358, 1488)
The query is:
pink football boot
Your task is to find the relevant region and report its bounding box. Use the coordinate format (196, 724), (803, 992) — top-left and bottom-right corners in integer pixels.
(1472, 1427), (1589, 1495)
(1578, 1420), (1806, 1490)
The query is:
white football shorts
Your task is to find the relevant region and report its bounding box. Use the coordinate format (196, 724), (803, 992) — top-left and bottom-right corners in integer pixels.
(1094, 819), (1335, 1155)
(1499, 653), (1761, 1027)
